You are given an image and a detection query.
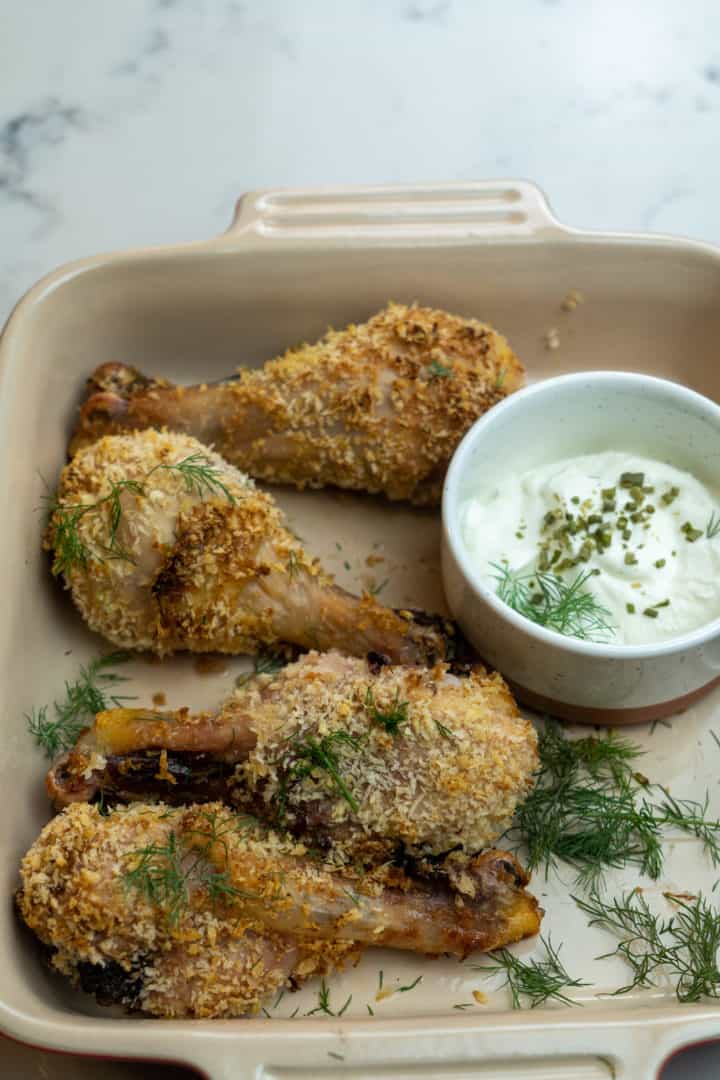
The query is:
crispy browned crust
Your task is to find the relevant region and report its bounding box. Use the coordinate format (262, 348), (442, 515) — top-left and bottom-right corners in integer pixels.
(46, 430), (451, 662)
(17, 802), (540, 1017)
(69, 303), (524, 504)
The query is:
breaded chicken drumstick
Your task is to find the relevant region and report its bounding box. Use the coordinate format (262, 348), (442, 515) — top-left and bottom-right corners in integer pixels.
(69, 303), (524, 505)
(46, 431), (455, 661)
(17, 802), (541, 1017)
(48, 651), (538, 872)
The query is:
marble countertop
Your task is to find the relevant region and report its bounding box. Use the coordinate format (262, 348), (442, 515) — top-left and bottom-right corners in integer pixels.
(2, 1), (720, 1076)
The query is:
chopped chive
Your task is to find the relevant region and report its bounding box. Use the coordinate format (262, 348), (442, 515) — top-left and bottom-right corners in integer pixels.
(624, 552), (638, 566)
(626, 603), (636, 614)
(654, 558), (666, 569)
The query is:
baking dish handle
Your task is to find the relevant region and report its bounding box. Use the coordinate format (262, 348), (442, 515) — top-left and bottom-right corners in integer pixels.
(180, 1017), (720, 1080)
(223, 180), (567, 243)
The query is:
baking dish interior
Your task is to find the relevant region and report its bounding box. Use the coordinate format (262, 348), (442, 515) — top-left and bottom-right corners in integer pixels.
(2, 231), (720, 1038)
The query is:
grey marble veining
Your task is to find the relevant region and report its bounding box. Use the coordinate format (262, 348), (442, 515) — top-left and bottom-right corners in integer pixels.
(2, 1), (720, 1077)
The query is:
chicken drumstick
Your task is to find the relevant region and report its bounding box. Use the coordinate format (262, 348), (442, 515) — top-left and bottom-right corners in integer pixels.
(69, 303), (524, 505)
(47, 651), (538, 871)
(17, 801), (541, 1017)
(46, 431), (455, 661)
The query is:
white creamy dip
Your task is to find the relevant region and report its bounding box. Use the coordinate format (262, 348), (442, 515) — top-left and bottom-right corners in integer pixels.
(460, 451), (720, 645)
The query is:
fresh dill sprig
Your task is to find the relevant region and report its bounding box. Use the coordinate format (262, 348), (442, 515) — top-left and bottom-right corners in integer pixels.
(475, 936), (588, 1008)
(123, 808), (258, 925)
(396, 975), (423, 993)
(706, 511), (720, 540)
(147, 453), (236, 504)
(305, 978), (351, 1017)
(492, 562), (615, 643)
(48, 454), (235, 576)
(513, 722), (720, 889)
(122, 832), (189, 925)
(654, 789), (720, 868)
(368, 577), (389, 596)
(284, 731), (362, 812)
(510, 721), (660, 887)
(575, 889), (720, 1003)
(48, 479), (145, 576)
(26, 651), (133, 757)
(235, 649), (288, 688)
(364, 687), (409, 736)
(426, 359), (453, 379)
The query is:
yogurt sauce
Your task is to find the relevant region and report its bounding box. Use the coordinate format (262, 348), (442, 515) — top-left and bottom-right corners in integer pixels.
(460, 451), (720, 645)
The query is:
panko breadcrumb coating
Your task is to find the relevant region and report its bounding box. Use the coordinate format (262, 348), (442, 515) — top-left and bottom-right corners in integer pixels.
(47, 651), (538, 872)
(238, 651), (539, 866)
(69, 302), (524, 504)
(46, 430), (455, 661)
(17, 801), (541, 1016)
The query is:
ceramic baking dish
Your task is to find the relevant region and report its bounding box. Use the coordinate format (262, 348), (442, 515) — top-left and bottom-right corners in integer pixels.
(2, 181), (720, 1080)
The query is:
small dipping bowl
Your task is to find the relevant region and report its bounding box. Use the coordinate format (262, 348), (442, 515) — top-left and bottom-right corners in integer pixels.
(441, 371), (720, 725)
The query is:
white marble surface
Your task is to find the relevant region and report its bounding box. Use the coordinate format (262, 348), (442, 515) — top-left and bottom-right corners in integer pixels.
(2, 0), (720, 1076)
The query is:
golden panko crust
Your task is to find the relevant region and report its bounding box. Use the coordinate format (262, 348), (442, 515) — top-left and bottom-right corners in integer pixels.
(236, 651), (539, 864)
(69, 302), (524, 505)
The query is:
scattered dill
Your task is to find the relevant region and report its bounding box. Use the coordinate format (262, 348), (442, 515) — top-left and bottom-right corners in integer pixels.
(48, 479), (145, 575)
(26, 651), (133, 757)
(368, 577), (389, 596)
(475, 936), (588, 1008)
(288, 1006), (299, 1019)
(287, 550), (300, 578)
(492, 563), (615, 643)
(366, 1003), (374, 1016)
(364, 686), (409, 736)
(494, 366), (507, 390)
(654, 789), (720, 868)
(48, 453), (234, 575)
(706, 511), (720, 540)
(397, 975), (423, 993)
(453, 1002), (474, 1010)
(283, 731), (362, 812)
(306, 979), (351, 1017)
(426, 359), (453, 379)
(711, 730), (720, 752)
(328, 1052), (345, 1061)
(575, 889), (720, 1003)
(513, 721), (720, 889)
(434, 718), (456, 741)
(510, 721), (658, 888)
(123, 808), (259, 925)
(235, 650), (288, 688)
(122, 832), (189, 925)
(147, 453), (236, 504)
(378, 970), (384, 991)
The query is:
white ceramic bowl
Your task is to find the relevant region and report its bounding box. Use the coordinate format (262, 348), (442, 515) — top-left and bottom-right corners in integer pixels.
(442, 371), (720, 725)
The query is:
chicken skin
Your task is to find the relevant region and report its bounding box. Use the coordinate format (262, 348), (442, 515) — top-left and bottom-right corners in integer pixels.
(68, 303), (524, 505)
(46, 430), (455, 662)
(47, 651), (539, 870)
(17, 801), (541, 1017)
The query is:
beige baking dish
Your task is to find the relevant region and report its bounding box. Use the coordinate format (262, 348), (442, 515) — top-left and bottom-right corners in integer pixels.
(2, 181), (720, 1079)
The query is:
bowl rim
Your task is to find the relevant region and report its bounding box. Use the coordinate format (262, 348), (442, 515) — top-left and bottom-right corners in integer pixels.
(442, 369), (720, 661)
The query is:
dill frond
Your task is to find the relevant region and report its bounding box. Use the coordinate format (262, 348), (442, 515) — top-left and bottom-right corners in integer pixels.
(426, 359), (453, 379)
(364, 686), (409, 736)
(235, 649), (288, 688)
(492, 562), (615, 643)
(26, 651), (133, 757)
(282, 730), (362, 813)
(48, 453), (235, 576)
(513, 721), (720, 889)
(123, 808), (259, 925)
(147, 452), (236, 504)
(575, 889), (720, 1003)
(475, 935), (589, 1008)
(706, 511), (720, 540)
